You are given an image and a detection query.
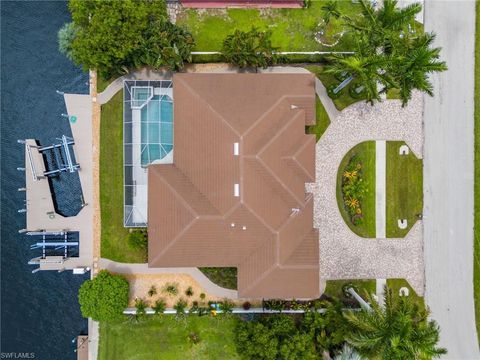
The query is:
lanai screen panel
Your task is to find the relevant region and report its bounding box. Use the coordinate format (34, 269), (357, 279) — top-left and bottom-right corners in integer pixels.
(123, 80), (173, 227)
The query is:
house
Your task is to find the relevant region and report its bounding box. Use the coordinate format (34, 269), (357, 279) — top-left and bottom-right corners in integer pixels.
(179, 0), (303, 8)
(148, 73), (320, 298)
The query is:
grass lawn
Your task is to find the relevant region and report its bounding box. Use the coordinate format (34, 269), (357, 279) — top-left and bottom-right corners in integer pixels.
(474, 0), (480, 344)
(306, 95), (330, 141)
(385, 141), (423, 238)
(324, 279), (376, 299)
(336, 141), (376, 238)
(386, 279), (425, 311)
(97, 75), (113, 93)
(198, 267), (237, 290)
(177, 1), (360, 52)
(304, 64), (366, 110)
(100, 91), (147, 263)
(99, 316), (240, 360)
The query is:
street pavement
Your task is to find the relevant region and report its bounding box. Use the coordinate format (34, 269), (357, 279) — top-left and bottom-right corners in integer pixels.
(423, 1), (480, 358)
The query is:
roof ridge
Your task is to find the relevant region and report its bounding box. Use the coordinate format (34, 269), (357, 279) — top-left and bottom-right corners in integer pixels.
(251, 110), (307, 206)
(281, 135), (316, 181)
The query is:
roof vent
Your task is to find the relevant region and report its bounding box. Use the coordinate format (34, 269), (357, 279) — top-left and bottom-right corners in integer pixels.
(290, 104), (299, 110)
(233, 142), (239, 156)
(291, 208), (300, 217)
(234, 183), (240, 197)
(230, 223), (235, 228)
(242, 226), (247, 231)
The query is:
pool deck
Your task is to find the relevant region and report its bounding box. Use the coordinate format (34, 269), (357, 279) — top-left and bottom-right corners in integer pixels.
(24, 93), (94, 271)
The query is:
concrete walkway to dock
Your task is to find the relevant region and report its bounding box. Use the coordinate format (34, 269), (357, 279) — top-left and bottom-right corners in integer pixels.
(97, 65), (313, 105)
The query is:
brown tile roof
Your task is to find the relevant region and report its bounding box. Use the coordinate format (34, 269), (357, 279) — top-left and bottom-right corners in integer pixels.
(148, 73), (319, 298)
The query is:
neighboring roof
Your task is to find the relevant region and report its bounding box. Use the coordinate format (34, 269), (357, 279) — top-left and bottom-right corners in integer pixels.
(180, 0), (303, 8)
(148, 73), (319, 299)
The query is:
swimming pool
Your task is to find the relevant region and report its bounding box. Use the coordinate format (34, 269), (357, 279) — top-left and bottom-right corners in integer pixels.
(140, 95), (173, 166)
(123, 80), (173, 227)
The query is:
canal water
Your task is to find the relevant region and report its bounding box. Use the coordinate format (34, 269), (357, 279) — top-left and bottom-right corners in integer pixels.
(1, 1), (89, 358)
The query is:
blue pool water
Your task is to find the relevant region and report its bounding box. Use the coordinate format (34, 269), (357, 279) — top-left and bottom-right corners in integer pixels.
(1, 1), (89, 358)
(140, 95), (173, 166)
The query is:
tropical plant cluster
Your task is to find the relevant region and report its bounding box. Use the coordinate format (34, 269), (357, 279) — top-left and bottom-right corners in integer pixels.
(326, 0), (447, 106)
(221, 28), (282, 70)
(341, 155), (367, 226)
(237, 287), (446, 360)
(60, 0), (194, 77)
(263, 298), (323, 312)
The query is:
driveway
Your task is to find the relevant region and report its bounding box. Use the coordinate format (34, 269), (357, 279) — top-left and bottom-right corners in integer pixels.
(423, 0), (480, 358)
(308, 92), (425, 295)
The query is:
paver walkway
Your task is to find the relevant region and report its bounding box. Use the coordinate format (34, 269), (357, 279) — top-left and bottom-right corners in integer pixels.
(307, 92), (424, 295)
(99, 258), (238, 299)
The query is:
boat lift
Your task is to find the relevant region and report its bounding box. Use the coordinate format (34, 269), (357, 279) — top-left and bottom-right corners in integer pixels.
(39, 135), (80, 177)
(26, 135), (80, 180)
(26, 231), (79, 266)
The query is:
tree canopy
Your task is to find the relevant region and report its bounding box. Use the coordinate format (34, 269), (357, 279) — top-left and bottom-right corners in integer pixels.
(64, 0), (194, 77)
(222, 28), (281, 70)
(235, 315), (316, 360)
(78, 270), (129, 322)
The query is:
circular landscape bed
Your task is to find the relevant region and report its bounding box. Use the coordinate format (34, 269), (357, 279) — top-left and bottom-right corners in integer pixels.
(336, 141), (376, 238)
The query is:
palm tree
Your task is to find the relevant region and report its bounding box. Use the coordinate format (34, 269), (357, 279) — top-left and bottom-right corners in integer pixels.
(343, 286), (447, 359)
(327, 0), (445, 106)
(326, 54), (396, 104)
(334, 344), (364, 360)
(345, 0), (421, 53)
(321, 1), (341, 26)
(394, 33), (448, 106)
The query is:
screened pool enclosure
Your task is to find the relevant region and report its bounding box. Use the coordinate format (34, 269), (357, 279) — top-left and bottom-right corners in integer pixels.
(123, 80), (173, 227)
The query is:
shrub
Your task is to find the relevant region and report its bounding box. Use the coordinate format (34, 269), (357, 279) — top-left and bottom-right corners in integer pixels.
(185, 286), (194, 297)
(199, 293), (206, 300)
(174, 298), (188, 315)
(135, 298), (147, 317)
(152, 299), (166, 315)
(190, 301), (199, 314)
(128, 229), (148, 250)
(242, 301), (251, 310)
(162, 282), (179, 296)
(78, 270), (129, 321)
(148, 285), (157, 297)
(219, 299), (235, 314)
(263, 299), (284, 312)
